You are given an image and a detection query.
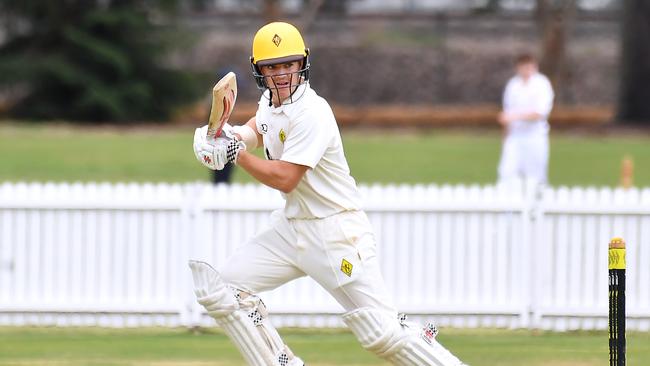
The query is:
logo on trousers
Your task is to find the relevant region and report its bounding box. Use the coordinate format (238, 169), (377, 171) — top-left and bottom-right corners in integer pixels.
(340, 259), (353, 277)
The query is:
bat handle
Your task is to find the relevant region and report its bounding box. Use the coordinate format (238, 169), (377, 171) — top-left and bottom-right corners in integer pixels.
(205, 130), (217, 144)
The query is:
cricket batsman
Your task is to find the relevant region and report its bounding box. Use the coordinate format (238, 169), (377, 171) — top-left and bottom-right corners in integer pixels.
(191, 21), (468, 366)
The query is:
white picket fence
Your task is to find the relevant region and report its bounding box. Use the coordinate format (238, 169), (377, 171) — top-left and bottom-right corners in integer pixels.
(1, 181), (649, 331)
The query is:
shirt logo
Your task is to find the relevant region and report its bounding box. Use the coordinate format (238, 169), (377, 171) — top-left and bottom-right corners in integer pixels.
(279, 129), (286, 143)
(272, 34), (282, 47)
(340, 259), (353, 277)
(260, 123), (268, 134)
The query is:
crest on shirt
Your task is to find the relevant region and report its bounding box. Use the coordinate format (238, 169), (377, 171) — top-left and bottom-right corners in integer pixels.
(340, 258), (353, 277)
(279, 128), (286, 143)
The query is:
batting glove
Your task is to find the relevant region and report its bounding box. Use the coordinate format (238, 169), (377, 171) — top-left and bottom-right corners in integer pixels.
(193, 126), (246, 170)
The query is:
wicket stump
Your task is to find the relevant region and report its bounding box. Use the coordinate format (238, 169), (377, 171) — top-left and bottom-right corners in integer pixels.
(609, 237), (626, 366)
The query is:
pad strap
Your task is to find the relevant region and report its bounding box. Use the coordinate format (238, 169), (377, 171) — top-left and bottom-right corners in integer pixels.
(216, 311), (281, 365)
(237, 292), (304, 366)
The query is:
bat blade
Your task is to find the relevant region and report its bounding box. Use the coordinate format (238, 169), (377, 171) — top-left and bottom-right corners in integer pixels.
(207, 71), (238, 140)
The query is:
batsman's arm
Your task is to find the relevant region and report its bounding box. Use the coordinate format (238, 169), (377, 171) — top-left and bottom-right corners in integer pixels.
(498, 111), (544, 125)
(232, 117), (263, 151)
(236, 152), (308, 194)
(513, 111), (545, 121)
(232, 117), (307, 193)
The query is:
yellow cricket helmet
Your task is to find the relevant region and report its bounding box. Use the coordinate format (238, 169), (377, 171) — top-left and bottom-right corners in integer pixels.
(250, 22), (310, 90)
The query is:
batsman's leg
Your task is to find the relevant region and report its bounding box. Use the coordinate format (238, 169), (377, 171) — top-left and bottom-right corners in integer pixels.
(189, 260), (304, 366)
(522, 134), (549, 185)
(343, 307), (468, 366)
(497, 135), (520, 184)
(299, 210), (467, 366)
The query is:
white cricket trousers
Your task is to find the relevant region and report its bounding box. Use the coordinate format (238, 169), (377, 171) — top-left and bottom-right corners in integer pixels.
(219, 209), (397, 314)
(498, 133), (549, 184)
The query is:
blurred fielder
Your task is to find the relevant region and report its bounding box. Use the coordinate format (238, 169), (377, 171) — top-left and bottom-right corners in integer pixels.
(497, 53), (554, 185)
(191, 22), (468, 366)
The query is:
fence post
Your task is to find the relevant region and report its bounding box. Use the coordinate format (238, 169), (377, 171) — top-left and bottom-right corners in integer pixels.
(527, 179), (546, 329)
(519, 178), (543, 328)
(179, 182), (205, 328)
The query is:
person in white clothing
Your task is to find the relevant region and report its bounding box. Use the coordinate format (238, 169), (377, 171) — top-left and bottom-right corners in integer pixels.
(497, 53), (554, 185)
(190, 22), (468, 366)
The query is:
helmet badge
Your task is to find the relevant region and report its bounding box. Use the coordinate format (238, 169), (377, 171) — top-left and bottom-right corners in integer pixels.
(272, 34), (282, 47)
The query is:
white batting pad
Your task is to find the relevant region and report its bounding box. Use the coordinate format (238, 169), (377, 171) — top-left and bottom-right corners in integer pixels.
(236, 293), (305, 366)
(189, 260), (277, 365)
(189, 260), (239, 316)
(343, 307), (467, 366)
(188, 260), (304, 366)
(215, 311), (281, 365)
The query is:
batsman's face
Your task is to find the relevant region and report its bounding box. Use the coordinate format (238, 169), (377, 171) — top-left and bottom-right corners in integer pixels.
(516, 62), (537, 81)
(260, 61), (303, 102)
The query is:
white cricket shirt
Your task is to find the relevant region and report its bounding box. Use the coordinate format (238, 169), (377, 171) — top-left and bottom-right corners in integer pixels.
(255, 84), (362, 219)
(502, 72), (554, 136)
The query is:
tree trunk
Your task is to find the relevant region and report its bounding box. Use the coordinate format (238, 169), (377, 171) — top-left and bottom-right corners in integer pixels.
(618, 0), (650, 125)
(263, 0), (282, 23)
(298, 0), (326, 33)
(536, 0), (576, 103)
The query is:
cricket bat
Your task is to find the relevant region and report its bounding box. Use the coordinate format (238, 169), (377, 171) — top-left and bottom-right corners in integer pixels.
(207, 72), (237, 141)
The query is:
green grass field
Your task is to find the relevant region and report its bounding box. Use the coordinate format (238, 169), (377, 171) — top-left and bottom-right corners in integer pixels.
(1, 327), (649, 365)
(1, 122), (648, 366)
(0, 122), (649, 187)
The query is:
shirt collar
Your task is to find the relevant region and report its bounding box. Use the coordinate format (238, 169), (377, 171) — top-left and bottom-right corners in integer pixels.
(268, 83), (309, 114)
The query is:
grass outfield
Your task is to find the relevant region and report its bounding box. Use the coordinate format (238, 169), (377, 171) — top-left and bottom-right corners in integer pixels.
(1, 327), (650, 365)
(0, 122), (649, 187)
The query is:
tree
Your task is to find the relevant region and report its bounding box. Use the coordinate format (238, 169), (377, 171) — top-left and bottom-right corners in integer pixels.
(263, 0), (282, 22)
(0, 0), (202, 122)
(535, 0), (577, 103)
(618, 0), (650, 124)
